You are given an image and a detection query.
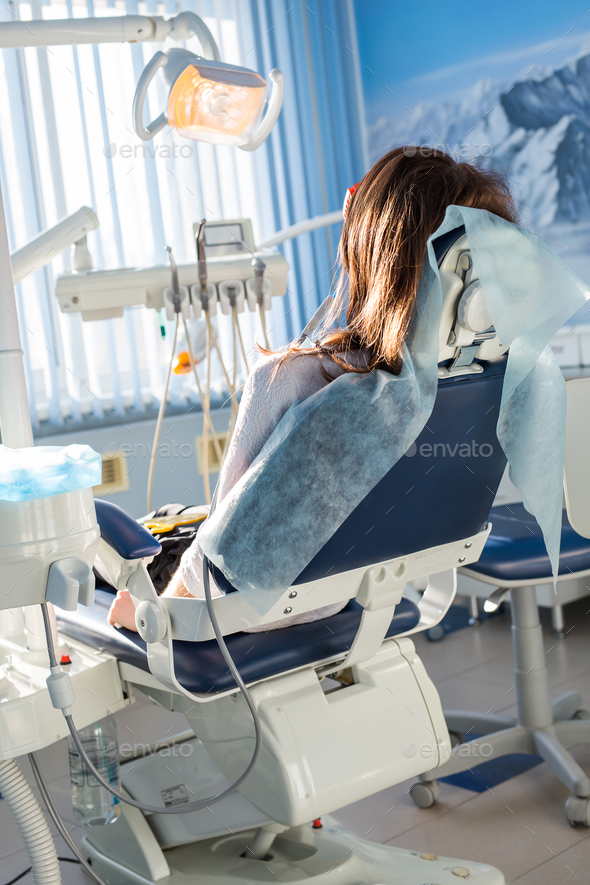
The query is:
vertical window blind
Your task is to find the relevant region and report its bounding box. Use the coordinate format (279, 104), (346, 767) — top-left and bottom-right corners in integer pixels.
(0, 0), (367, 431)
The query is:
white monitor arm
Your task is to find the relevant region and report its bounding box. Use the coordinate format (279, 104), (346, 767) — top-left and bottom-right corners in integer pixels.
(10, 207), (99, 283)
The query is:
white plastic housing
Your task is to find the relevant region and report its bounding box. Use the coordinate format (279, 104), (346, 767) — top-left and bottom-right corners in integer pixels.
(437, 234), (508, 363)
(163, 285), (191, 321)
(0, 488), (99, 609)
(564, 377), (590, 539)
(217, 279), (245, 315)
(245, 276), (272, 311)
(190, 282), (217, 318)
(0, 635), (126, 760)
(180, 637), (450, 827)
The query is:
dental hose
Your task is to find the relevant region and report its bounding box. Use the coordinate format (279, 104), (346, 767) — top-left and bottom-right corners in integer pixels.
(146, 313), (180, 513)
(204, 311), (239, 463)
(181, 313), (224, 504)
(223, 307), (245, 454)
(258, 303), (271, 350)
(252, 257), (271, 350)
(146, 308), (224, 509)
(42, 560), (263, 817)
(28, 753), (107, 885)
(0, 759), (61, 885)
(233, 304), (250, 376)
(202, 315), (212, 493)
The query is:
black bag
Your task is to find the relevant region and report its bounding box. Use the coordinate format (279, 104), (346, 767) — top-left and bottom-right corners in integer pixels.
(144, 504), (204, 594)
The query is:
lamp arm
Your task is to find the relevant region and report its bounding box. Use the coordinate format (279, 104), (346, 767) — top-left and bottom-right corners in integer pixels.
(0, 12), (218, 52)
(167, 11), (221, 61)
(11, 207), (99, 283)
(0, 15), (165, 49)
(239, 69), (285, 152)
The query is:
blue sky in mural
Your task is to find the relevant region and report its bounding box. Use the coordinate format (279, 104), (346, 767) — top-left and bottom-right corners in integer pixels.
(355, 1), (590, 122)
(353, 0), (590, 302)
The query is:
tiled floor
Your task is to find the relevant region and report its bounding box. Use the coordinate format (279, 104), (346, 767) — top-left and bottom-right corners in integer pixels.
(1, 597), (589, 884)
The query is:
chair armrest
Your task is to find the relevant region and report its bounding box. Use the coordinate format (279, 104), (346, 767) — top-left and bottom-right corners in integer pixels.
(95, 499), (162, 560)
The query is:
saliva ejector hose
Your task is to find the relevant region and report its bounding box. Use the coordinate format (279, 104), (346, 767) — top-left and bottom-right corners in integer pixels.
(147, 243), (224, 508)
(43, 554), (262, 816)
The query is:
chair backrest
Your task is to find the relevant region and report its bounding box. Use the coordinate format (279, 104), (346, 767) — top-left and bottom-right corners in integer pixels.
(295, 226), (508, 584)
(212, 225), (508, 596)
(295, 357), (507, 583)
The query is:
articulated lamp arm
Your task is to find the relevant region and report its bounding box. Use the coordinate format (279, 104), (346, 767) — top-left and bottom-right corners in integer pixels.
(0, 11), (218, 50)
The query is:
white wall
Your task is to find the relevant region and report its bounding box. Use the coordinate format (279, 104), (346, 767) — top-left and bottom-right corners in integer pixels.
(36, 408), (231, 519)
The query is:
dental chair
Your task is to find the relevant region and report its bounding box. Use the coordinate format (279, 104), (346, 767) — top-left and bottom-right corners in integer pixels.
(56, 226), (509, 885)
(411, 396), (590, 827)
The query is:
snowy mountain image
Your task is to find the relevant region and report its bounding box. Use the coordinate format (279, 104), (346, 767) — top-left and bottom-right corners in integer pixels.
(369, 54), (590, 298)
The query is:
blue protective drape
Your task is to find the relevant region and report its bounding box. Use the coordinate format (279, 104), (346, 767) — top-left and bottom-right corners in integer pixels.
(199, 208), (590, 614)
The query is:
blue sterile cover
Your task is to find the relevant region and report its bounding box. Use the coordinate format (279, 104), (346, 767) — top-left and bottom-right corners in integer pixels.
(0, 444), (102, 502)
(199, 206), (589, 614)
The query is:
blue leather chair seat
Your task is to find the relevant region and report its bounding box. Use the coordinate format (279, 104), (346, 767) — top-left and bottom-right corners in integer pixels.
(467, 503), (590, 583)
(56, 589), (420, 694)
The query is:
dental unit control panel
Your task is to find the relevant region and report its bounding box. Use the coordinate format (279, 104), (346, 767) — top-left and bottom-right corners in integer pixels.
(55, 217), (288, 322)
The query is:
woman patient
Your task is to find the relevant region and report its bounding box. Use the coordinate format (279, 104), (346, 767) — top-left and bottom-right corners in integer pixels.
(108, 146), (515, 633)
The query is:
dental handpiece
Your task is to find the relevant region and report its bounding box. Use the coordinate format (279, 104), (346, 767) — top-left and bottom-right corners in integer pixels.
(252, 256), (266, 304)
(196, 218), (208, 304)
(165, 245), (181, 313)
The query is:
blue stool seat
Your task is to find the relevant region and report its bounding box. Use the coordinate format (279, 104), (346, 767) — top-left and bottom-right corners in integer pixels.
(467, 503), (590, 583)
(56, 589), (420, 694)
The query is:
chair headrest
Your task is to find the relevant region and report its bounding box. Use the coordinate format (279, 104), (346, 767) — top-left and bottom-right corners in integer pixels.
(433, 227), (508, 376)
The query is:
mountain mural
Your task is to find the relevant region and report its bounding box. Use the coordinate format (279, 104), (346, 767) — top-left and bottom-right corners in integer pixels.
(370, 53), (590, 233)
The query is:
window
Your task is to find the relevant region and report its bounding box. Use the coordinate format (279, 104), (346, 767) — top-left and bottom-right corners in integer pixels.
(0, 0), (366, 431)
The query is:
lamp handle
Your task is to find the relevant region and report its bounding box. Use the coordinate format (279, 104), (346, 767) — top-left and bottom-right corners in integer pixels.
(133, 50), (169, 141)
(239, 69), (284, 152)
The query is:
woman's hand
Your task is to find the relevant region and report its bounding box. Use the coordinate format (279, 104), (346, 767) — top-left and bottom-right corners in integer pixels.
(107, 589), (138, 632)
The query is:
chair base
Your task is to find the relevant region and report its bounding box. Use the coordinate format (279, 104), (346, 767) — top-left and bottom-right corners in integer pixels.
(417, 706), (590, 825)
(412, 584), (590, 825)
(82, 815), (505, 885)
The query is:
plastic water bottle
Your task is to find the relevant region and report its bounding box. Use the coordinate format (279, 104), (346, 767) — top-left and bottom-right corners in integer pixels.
(68, 714), (121, 826)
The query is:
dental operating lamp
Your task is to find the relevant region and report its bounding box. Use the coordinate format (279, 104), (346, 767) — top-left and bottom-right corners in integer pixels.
(133, 49), (283, 150)
(131, 14), (283, 150)
(0, 10), (284, 149)
(0, 9), (283, 448)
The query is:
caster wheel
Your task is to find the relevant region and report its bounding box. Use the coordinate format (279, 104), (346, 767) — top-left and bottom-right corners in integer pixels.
(426, 624), (445, 642)
(449, 730), (466, 748)
(565, 796), (590, 827)
(573, 709), (590, 721)
(410, 781), (441, 809)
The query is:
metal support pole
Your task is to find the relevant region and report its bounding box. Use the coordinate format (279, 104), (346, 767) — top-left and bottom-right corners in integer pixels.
(0, 180), (34, 448)
(510, 586), (553, 729)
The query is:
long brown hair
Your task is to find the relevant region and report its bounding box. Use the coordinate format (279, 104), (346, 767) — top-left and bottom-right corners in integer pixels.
(267, 147), (517, 376)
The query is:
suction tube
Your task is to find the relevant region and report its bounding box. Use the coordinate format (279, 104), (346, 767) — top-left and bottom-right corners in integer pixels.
(44, 557), (262, 816)
(0, 759), (61, 884)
